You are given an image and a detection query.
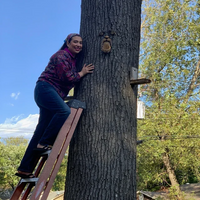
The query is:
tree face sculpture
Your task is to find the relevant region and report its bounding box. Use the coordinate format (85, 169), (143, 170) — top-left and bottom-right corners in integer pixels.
(65, 0), (142, 199)
(101, 35), (112, 53)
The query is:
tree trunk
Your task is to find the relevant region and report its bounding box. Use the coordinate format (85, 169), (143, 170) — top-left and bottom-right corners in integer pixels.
(65, 0), (142, 199)
(163, 148), (182, 200)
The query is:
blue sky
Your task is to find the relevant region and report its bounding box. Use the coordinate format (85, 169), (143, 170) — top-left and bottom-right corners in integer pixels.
(0, 0), (81, 138)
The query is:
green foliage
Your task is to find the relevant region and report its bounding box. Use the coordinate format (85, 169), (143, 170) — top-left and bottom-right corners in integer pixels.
(138, 0), (200, 193)
(0, 137), (68, 191)
(0, 137), (28, 190)
(2, 136), (28, 146)
(140, 0), (200, 100)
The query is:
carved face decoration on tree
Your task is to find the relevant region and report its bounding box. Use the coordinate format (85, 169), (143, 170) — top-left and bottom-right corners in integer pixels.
(99, 31), (116, 53)
(101, 35), (112, 53)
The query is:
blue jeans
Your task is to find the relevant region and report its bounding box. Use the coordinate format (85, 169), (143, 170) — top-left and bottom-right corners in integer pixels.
(18, 81), (71, 173)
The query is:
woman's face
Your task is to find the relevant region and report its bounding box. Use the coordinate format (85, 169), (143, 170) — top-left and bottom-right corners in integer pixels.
(67, 36), (82, 56)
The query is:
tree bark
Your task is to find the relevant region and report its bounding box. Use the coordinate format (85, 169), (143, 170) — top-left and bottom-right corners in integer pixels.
(163, 148), (182, 200)
(65, 0), (142, 199)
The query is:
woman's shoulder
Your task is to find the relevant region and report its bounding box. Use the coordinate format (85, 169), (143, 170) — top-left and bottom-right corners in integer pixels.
(56, 49), (70, 56)
(52, 49), (70, 60)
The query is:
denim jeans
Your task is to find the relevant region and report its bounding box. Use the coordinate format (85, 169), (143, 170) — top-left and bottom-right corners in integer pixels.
(18, 81), (71, 173)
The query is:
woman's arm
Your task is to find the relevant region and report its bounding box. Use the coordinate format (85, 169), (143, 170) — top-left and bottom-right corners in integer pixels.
(53, 51), (94, 83)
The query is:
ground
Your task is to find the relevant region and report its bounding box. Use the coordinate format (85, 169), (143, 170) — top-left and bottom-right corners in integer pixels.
(1, 183), (200, 199)
(139, 183), (200, 199)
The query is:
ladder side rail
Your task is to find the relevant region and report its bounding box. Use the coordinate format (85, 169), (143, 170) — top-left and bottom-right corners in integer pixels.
(21, 183), (35, 200)
(41, 108), (83, 200)
(30, 108), (77, 200)
(10, 182), (27, 200)
(34, 155), (49, 176)
(21, 156), (48, 200)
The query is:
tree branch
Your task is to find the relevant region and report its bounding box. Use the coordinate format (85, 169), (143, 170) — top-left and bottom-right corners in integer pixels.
(184, 59), (200, 103)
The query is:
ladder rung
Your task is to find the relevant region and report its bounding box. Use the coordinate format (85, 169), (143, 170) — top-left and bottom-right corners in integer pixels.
(20, 178), (39, 183)
(40, 150), (51, 156)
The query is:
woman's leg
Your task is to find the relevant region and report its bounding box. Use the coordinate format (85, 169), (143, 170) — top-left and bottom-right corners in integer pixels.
(18, 83), (54, 173)
(18, 108), (54, 173)
(17, 81), (70, 173)
(35, 82), (71, 146)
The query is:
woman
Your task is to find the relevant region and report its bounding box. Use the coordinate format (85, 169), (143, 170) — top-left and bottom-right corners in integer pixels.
(15, 33), (94, 178)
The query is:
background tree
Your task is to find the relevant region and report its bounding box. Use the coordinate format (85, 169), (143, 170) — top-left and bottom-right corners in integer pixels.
(3, 137), (28, 146)
(0, 140), (6, 187)
(0, 137), (28, 190)
(137, 0), (200, 198)
(65, 0), (142, 199)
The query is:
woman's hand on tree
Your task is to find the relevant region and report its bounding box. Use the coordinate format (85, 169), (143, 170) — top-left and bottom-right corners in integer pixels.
(79, 64), (94, 77)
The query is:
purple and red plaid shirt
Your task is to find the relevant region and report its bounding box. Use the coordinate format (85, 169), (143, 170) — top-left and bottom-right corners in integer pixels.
(38, 48), (81, 99)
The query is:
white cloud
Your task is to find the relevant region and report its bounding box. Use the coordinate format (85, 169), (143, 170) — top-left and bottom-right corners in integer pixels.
(0, 114), (39, 139)
(10, 92), (20, 100)
(4, 115), (24, 124)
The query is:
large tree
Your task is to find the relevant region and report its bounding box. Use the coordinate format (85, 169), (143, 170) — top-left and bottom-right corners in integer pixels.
(137, 0), (200, 198)
(65, 0), (142, 199)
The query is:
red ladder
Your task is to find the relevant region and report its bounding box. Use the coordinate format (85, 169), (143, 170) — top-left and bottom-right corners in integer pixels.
(10, 99), (85, 200)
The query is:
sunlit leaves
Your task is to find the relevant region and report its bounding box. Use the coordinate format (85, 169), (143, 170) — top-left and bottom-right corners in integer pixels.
(137, 0), (200, 191)
(0, 137), (68, 191)
(0, 137), (28, 190)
